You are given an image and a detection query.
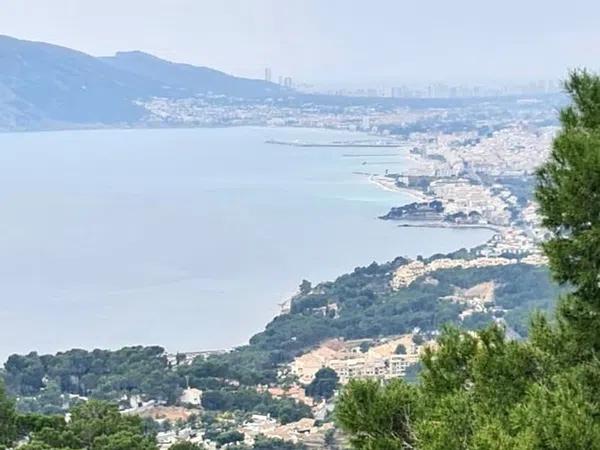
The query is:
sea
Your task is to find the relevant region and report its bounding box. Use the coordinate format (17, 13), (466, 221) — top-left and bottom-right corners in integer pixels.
(0, 126), (492, 359)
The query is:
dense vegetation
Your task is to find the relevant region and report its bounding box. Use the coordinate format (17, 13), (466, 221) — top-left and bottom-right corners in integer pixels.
(336, 70), (600, 450)
(0, 389), (157, 450)
(4, 253), (558, 416)
(247, 260), (557, 359)
(0, 255), (558, 449)
(305, 368), (339, 401)
(200, 389), (312, 424)
(168, 443), (205, 450)
(0, 381), (312, 450)
(0, 87), (580, 450)
(4, 349), (311, 425)
(229, 435), (307, 450)
(4, 346), (184, 410)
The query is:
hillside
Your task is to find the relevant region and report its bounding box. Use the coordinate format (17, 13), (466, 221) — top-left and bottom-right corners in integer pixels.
(1, 251), (558, 449)
(0, 35), (286, 130)
(100, 51), (285, 99)
(3, 251), (559, 410)
(0, 35), (166, 129)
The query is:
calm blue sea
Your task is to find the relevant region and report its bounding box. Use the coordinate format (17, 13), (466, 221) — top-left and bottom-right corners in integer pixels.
(0, 127), (492, 358)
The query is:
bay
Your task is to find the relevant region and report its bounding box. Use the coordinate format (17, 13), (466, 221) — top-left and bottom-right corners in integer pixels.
(0, 127), (492, 359)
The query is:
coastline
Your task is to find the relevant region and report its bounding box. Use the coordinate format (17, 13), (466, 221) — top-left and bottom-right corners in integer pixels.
(363, 172), (503, 245)
(0, 126), (496, 360)
(367, 174), (432, 202)
(395, 221), (503, 233)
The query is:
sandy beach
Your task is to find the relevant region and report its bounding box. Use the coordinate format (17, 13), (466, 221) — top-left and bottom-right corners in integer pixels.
(368, 174), (432, 202)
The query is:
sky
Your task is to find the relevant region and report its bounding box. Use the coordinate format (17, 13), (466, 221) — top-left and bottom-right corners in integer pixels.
(1, 0), (600, 85)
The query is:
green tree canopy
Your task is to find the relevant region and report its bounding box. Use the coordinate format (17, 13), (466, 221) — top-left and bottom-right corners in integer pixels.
(20, 400), (156, 450)
(305, 368), (339, 400)
(0, 380), (17, 449)
(169, 442), (206, 450)
(394, 344), (406, 355)
(251, 435), (307, 450)
(299, 279), (312, 295)
(536, 69), (600, 357)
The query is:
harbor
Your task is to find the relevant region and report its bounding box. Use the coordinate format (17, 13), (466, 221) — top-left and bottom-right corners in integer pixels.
(265, 139), (400, 148)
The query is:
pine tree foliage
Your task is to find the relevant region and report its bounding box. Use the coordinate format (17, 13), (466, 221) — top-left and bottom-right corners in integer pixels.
(0, 380), (17, 450)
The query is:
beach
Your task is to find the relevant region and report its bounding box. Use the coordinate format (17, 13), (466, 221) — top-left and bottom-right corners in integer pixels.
(368, 174), (432, 202)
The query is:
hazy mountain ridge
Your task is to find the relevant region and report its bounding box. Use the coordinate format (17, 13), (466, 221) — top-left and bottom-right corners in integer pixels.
(0, 35), (286, 131)
(100, 51), (285, 98)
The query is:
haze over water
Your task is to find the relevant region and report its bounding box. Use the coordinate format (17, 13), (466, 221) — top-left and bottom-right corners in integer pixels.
(0, 127), (492, 359)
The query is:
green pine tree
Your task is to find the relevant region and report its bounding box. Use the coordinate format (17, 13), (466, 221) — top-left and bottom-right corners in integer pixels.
(0, 380), (17, 450)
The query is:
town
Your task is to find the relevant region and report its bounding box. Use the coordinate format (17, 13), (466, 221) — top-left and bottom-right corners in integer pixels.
(107, 94), (558, 449)
(4, 93), (562, 450)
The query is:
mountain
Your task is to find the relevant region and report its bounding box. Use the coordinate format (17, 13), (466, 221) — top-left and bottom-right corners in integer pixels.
(0, 35), (166, 129)
(100, 51), (285, 99)
(0, 35), (286, 130)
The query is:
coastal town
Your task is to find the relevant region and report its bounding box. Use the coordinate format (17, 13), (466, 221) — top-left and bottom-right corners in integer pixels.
(2, 1), (598, 447)
(117, 333), (429, 449)
(379, 126), (552, 257)
(141, 88), (559, 262)
(104, 96), (558, 449)
(290, 335), (425, 385)
(5, 94), (561, 450)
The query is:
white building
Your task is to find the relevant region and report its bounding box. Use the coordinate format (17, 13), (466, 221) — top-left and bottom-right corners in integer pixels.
(180, 388), (202, 406)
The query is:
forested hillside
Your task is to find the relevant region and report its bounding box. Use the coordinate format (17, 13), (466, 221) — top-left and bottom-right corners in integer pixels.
(3, 248), (558, 415)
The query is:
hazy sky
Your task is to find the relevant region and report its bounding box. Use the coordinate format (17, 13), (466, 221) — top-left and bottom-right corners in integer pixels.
(1, 0), (600, 85)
